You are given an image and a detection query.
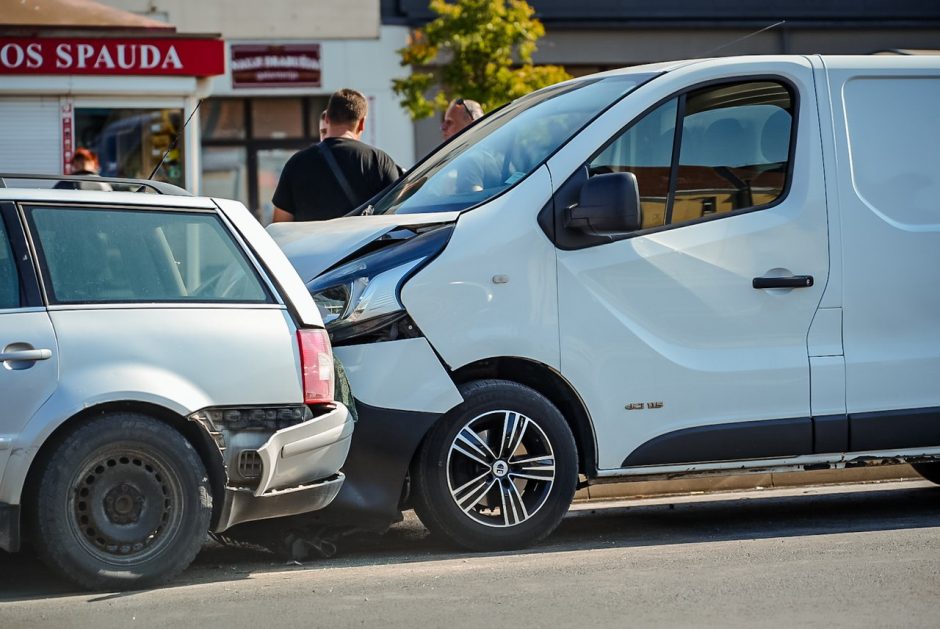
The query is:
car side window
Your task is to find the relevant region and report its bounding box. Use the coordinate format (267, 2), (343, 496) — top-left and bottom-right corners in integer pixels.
(585, 79), (793, 234)
(0, 216), (20, 309)
(26, 207), (271, 305)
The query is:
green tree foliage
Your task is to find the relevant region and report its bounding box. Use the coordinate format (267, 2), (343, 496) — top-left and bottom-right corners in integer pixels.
(393, 0), (571, 120)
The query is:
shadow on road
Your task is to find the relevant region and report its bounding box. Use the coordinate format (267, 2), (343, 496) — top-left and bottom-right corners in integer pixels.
(2, 482), (938, 602)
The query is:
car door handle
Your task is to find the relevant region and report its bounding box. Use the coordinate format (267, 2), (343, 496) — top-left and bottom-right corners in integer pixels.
(0, 348), (53, 362)
(752, 275), (814, 289)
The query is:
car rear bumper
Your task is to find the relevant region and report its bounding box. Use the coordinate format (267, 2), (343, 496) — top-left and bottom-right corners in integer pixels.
(213, 404), (354, 532)
(216, 473), (345, 533)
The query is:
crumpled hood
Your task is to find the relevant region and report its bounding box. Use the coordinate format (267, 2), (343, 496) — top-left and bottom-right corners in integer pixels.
(268, 212), (459, 282)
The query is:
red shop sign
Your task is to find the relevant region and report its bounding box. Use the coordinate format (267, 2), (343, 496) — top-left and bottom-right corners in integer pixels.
(0, 37), (225, 77)
(231, 43), (320, 88)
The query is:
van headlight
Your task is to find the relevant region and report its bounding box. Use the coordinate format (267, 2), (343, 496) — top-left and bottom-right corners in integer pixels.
(308, 225), (454, 343)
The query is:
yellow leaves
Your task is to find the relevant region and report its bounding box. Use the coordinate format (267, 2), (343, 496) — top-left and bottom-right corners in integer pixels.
(393, 0), (573, 121)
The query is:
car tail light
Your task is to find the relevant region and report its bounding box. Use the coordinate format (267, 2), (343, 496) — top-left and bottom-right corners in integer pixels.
(297, 328), (334, 405)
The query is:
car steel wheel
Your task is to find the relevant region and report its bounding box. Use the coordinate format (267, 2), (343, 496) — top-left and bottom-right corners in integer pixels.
(68, 447), (185, 565)
(32, 413), (212, 590)
(446, 409), (556, 528)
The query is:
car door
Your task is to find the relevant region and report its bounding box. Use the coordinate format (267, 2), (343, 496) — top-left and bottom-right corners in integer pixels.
(552, 62), (829, 470)
(0, 203), (58, 478)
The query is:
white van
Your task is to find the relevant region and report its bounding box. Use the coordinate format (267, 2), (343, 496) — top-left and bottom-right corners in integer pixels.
(272, 55), (940, 551)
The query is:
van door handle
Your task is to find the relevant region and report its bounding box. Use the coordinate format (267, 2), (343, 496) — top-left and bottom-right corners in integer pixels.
(752, 275), (814, 289)
(0, 348), (53, 362)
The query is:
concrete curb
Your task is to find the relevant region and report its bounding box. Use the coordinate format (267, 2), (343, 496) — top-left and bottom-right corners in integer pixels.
(575, 464), (919, 502)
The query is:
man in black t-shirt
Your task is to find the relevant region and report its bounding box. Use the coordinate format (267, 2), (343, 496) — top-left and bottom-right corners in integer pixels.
(272, 89), (400, 222)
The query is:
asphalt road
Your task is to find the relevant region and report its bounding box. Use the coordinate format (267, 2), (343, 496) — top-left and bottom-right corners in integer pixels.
(2, 480), (939, 628)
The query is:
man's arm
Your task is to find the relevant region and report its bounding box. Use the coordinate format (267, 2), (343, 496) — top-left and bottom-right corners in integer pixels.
(272, 207), (294, 223)
(271, 153), (299, 222)
(378, 151), (402, 188)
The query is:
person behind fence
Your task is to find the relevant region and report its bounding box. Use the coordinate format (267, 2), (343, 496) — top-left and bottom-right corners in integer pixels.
(441, 97), (484, 141)
(272, 89), (399, 222)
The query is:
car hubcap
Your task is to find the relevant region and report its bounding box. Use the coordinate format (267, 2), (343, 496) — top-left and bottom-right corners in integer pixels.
(69, 450), (183, 564)
(446, 410), (556, 528)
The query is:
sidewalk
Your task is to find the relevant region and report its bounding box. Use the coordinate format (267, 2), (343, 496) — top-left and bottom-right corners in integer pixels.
(576, 464), (919, 502)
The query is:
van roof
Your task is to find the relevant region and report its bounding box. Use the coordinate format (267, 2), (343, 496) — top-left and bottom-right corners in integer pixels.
(609, 54), (940, 77)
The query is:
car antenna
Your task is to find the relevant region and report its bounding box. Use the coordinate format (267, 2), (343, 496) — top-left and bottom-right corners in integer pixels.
(148, 98), (204, 181)
(696, 20), (787, 58)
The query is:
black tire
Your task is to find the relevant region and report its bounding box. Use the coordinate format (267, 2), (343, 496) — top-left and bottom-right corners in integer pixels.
(31, 412), (212, 590)
(912, 462), (940, 485)
(412, 379), (578, 551)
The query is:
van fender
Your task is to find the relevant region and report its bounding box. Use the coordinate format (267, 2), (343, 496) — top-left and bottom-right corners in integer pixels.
(334, 338), (463, 414)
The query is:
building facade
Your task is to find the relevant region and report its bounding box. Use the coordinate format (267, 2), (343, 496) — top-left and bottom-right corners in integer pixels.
(0, 1), (223, 193)
(104, 0), (415, 223)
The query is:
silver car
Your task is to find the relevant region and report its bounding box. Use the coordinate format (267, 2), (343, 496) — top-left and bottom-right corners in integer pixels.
(0, 175), (353, 590)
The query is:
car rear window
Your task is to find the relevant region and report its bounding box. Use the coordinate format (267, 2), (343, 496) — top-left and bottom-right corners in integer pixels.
(25, 206), (272, 305)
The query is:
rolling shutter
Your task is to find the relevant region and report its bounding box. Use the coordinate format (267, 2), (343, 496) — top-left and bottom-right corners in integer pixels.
(0, 98), (61, 174)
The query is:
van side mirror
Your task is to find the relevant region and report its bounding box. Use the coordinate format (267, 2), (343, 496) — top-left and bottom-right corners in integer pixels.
(565, 172), (642, 235)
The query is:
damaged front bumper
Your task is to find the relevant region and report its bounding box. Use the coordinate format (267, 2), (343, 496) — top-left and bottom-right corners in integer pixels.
(189, 403), (354, 532)
(294, 338), (462, 530)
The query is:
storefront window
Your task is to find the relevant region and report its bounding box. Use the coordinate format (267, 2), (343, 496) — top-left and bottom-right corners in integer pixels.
(202, 99), (247, 141)
(256, 148), (296, 225)
(202, 146), (248, 203)
(75, 108), (184, 188)
(251, 98), (303, 139)
(201, 96), (328, 223)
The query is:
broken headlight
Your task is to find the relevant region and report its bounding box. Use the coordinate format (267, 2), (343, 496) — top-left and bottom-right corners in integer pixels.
(308, 225), (454, 344)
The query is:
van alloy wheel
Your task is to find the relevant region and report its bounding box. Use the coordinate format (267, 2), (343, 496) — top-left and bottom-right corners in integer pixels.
(412, 379), (578, 551)
(447, 410), (556, 528)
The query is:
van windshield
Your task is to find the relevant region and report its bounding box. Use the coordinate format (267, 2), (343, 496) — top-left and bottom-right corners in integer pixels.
(372, 73), (654, 215)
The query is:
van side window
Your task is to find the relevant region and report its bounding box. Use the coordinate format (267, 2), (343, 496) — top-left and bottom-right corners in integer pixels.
(589, 99), (677, 229)
(26, 207), (272, 305)
(0, 216), (20, 309)
(585, 79), (793, 234)
(672, 81), (792, 224)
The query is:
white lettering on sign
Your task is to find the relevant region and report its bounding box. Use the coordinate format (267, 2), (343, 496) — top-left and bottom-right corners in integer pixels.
(231, 54), (321, 72)
(76, 43), (94, 68)
(26, 43), (42, 68)
(117, 45), (136, 69)
(1, 42), (189, 73)
(94, 46), (115, 69)
(55, 43), (72, 68)
(0, 43), (46, 69)
(0, 43), (24, 68)
(140, 44), (159, 69)
(161, 45), (182, 70)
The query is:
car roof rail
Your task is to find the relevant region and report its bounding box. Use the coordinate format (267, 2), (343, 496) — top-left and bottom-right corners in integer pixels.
(0, 173), (192, 196)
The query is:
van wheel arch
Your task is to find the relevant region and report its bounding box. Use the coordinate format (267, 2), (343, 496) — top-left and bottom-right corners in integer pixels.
(21, 401), (227, 545)
(448, 357), (597, 478)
